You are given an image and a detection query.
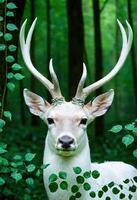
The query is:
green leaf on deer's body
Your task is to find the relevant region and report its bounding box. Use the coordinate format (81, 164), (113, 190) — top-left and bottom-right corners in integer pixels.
(0, 119), (6, 128)
(59, 171), (67, 179)
(6, 55), (15, 63)
(11, 63), (22, 71)
(133, 176), (137, 183)
(60, 181), (68, 190)
(8, 45), (17, 52)
(109, 125), (122, 133)
(122, 134), (134, 147)
(26, 178), (34, 186)
(7, 73), (14, 79)
(76, 175), (84, 184)
(75, 192), (81, 198)
(25, 153), (36, 161)
(4, 33), (13, 41)
(89, 191), (96, 198)
(125, 124), (134, 131)
(83, 182), (91, 191)
(0, 44), (6, 51)
(6, 11), (14, 17)
(40, 163), (50, 169)
(7, 82), (15, 91)
(98, 190), (103, 198)
(49, 174), (58, 183)
(14, 73), (24, 80)
(133, 149), (137, 158)
(71, 185), (79, 193)
(7, 3), (17, 9)
(11, 172), (22, 182)
(7, 23), (18, 31)
(26, 164), (36, 172)
(73, 167), (82, 174)
(112, 187), (120, 194)
(91, 170), (100, 179)
(0, 177), (5, 186)
(69, 195), (76, 200)
(49, 182), (58, 193)
(83, 171), (91, 178)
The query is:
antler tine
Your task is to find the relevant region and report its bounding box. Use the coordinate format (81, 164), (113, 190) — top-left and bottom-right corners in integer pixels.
(20, 18), (63, 99)
(74, 20), (133, 101)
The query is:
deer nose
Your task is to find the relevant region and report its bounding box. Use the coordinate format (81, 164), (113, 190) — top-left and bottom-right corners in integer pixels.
(58, 135), (74, 148)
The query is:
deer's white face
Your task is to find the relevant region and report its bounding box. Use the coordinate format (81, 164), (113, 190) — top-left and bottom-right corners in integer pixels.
(24, 89), (114, 157)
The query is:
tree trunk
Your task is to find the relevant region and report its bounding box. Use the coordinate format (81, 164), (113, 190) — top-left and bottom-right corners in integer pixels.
(92, 0), (104, 136)
(67, 0), (84, 98)
(127, 0), (137, 114)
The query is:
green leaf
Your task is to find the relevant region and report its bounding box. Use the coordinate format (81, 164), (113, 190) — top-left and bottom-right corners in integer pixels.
(123, 179), (129, 184)
(25, 153), (36, 161)
(40, 163), (50, 169)
(0, 32), (3, 37)
(102, 185), (108, 192)
(92, 170), (100, 179)
(133, 176), (137, 183)
(109, 125), (122, 133)
(0, 16), (3, 21)
(59, 171), (67, 179)
(0, 147), (7, 154)
(7, 3), (17, 9)
(3, 111), (12, 120)
(83, 171), (91, 178)
(133, 149), (137, 158)
(73, 167), (82, 174)
(125, 124), (134, 131)
(0, 177), (5, 186)
(133, 128), (137, 135)
(60, 181), (68, 190)
(98, 190), (103, 198)
(6, 55), (15, 63)
(122, 134), (134, 147)
(129, 185), (136, 192)
(71, 185), (79, 193)
(48, 174), (58, 183)
(76, 175), (84, 184)
(35, 169), (41, 177)
(83, 182), (91, 191)
(26, 178), (34, 186)
(0, 44), (6, 51)
(7, 73), (14, 79)
(6, 11), (14, 17)
(0, 167), (10, 173)
(11, 172), (22, 182)
(105, 197), (111, 200)
(108, 181), (115, 188)
(7, 23), (18, 31)
(7, 82), (15, 91)
(69, 195), (76, 200)
(119, 193), (125, 199)
(26, 164), (36, 172)
(49, 182), (58, 193)
(112, 187), (120, 194)
(75, 192), (81, 198)
(89, 191), (96, 198)
(0, 119), (6, 128)
(13, 155), (22, 161)
(8, 45), (17, 52)
(0, 157), (9, 166)
(14, 73), (24, 80)
(11, 63), (22, 71)
(4, 33), (13, 41)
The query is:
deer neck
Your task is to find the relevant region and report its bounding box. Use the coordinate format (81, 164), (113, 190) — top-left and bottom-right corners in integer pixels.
(43, 133), (91, 171)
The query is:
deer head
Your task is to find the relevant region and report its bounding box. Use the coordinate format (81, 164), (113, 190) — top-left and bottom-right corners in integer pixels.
(20, 19), (133, 157)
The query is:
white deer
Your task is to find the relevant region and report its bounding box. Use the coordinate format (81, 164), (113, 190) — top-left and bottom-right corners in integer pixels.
(20, 19), (137, 200)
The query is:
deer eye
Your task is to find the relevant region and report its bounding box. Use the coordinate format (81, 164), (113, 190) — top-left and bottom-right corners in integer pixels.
(80, 118), (87, 125)
(47, 118), (54, 125)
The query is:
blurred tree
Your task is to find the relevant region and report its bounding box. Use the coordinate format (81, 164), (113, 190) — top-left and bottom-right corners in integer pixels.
(127, 0), (137, 114)
(67, 0), (84, 98)
(92, 0), (104, 136)
(0, 2), (7, 118)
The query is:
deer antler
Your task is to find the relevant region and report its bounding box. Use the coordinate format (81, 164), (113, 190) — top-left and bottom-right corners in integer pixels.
(74, 20), (133, 102)
(20, 18), (64, 100)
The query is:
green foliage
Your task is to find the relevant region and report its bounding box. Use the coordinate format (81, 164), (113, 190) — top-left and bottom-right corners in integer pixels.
(110, 119), (137, 159)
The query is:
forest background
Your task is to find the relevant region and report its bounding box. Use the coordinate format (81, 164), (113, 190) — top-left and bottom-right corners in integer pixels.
(0, 0), (137, 199)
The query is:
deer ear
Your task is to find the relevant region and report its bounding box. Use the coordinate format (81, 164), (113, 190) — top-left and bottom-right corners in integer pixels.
(84, 89), (114, 118)
(23, 89), (50, 116)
